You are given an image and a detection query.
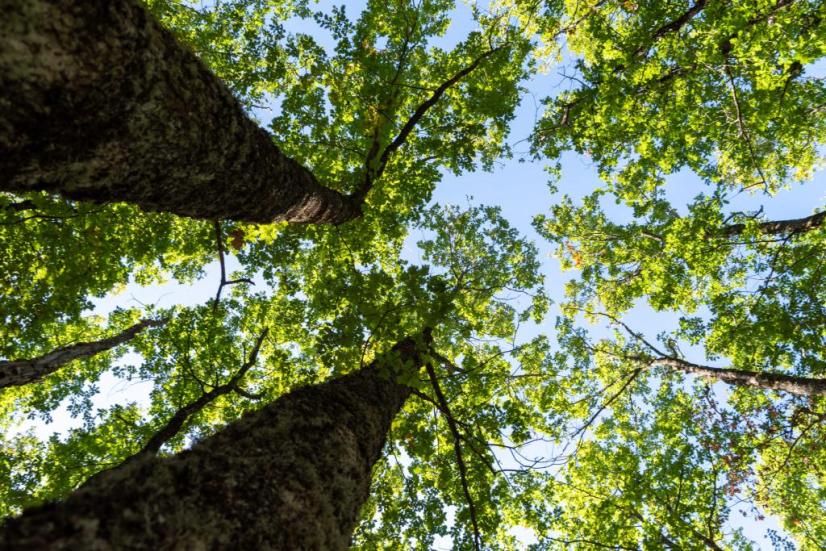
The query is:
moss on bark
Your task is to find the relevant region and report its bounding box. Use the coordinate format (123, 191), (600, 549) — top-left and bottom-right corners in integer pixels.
(0, 0), (359, 224)
(1, 337), (428, 550)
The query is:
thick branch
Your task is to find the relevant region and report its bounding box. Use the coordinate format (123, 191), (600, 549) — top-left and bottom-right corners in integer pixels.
(722, 210), (825, 237)
(595, 311), (826, 397)
(132, 329), (268, 461)
(1, 0), (360, 224)
(352, 45), (505, 203)
(630, 0), (708, 59)
(78, 330), (268, 490)
(0, 318), (164, 389)
(654, 357), (826, 397)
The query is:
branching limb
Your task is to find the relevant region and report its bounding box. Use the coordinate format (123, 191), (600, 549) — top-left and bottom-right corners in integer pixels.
(595, 310), (826, 397)
(626, 0), (707, 62)
(352, 44), (507, 204)
(571, 367), (643, 443)
(722, 210), (825, 237)
(110, 329), (269, 471)
(410, 388), (497, 475)
(652, 357), (826, 397)
(0, 318), (166, 389)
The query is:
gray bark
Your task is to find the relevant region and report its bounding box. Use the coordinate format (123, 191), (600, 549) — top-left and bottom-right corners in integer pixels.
(722, 211), (825, 237)
(1, 336), (427, 550)
(0, 319), (163, 389)
(0, 0), (360, 224)
(656, 357), (826, 396)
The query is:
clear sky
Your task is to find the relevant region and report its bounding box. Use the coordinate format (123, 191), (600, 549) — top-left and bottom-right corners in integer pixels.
(15, 1), (824, 548)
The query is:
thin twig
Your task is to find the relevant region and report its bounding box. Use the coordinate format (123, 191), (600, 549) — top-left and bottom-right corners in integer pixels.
(424, 361), (482, 550)
(213, 221), (254, 308)
(723, 63), (769, 192)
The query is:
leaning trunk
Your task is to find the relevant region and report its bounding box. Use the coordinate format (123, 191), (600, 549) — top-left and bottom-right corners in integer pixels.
(0, 0), (359, 224)
(1, 338), (425, 550)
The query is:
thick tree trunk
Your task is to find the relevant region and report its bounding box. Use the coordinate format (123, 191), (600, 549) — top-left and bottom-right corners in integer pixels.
(0, 0), (360, 224)
(0, 318), (162, 390)
(656, 358), (826, 396)
(1, 337), (426, 550)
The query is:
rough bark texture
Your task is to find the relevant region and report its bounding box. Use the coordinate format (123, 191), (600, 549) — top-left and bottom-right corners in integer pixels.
(0, 319), (162, 389)
(1, 337), (425, 550)
(0, 0), (360, 224)
(657, 358), (826, 396)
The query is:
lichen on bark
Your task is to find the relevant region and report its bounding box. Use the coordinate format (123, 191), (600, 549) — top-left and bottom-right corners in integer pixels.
(0, 0), (360, 225)
(1, 337), (427, 550)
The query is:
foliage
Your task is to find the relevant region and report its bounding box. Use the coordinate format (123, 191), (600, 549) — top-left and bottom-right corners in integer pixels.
(525, 0), (826, 547)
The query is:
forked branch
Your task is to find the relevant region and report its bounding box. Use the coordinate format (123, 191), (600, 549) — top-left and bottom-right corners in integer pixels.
(109, 328), (269, 473)
(213, 221), (254, 307)
(594, 311), (826, 397)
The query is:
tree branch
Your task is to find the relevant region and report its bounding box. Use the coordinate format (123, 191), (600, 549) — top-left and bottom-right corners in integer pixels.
(723, 61), (769, 192)
(213, 221), (254, 308)
(594, 311), (826, 396)
(352, 45), (507, 204)
(722, 210), (825, 237)
(94, 329), (269, 480)
(653, 357), (826, 397)
(424, 361), (482, 551)
(630, 0), (707, 60)
(0, 318), (165, 389)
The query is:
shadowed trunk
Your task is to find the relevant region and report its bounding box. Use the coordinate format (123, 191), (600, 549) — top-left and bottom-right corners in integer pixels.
(0, 0), (360, 224)
(1, 336), (427, 550)
(0, 319), (163, 389)
(656, 357), (826, 396)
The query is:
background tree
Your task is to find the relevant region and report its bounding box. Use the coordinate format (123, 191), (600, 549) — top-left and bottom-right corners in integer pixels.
(522, 0), (826, 546)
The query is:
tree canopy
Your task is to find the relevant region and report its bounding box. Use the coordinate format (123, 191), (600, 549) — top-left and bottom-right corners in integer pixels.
(1, 0), (824, 549)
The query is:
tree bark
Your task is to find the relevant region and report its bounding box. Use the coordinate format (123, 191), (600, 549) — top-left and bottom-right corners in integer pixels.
(1, 336), (427, 550)
(0, 0), (360, 225)
(0, 318), (163, 390)
(722, 211), (825, 237)
(656, 358), (826, 397)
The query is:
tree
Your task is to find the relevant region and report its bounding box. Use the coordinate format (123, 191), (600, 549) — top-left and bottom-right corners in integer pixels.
(2, 335), (428, 549)
(2, 0), (825, 549)
(524, 0), (826, 545)
(1, 0), (522, 225)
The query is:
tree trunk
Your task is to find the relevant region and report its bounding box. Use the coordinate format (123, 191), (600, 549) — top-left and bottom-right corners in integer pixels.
(656, 358), (826, 396)
(0, 0), (360, 225)
(0, 318), (163, 390)
(1, 337), (426, 550)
